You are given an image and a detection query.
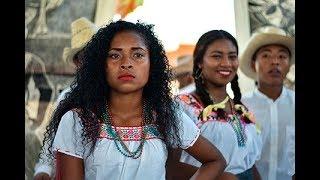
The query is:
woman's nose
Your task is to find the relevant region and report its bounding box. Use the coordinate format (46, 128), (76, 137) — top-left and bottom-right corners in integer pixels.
(120, 64), (133, 69)
(120, 55), (133, 69)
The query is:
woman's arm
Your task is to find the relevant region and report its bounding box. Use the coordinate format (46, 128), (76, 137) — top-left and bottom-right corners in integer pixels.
(185, 135), (226, 180)
(166, 148), (198, 180)
(167, 148), (237, 180)
(55, 152), (84, 180)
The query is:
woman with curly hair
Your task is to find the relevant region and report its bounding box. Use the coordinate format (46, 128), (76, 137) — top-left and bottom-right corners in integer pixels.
(174, 30), (262, 180)
(42, 20), (226, 180)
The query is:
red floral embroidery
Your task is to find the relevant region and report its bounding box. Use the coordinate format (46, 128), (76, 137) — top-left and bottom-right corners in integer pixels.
(178, 94), (248, 126)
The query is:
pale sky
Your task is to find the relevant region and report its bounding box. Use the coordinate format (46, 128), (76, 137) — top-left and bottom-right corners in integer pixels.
(117, 0), (236, 52)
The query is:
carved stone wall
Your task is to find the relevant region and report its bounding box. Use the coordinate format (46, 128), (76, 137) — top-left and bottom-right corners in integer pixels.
(25, 0), (97, 179)
(248, 0), (295, 89)
(249, 0), (294, 35)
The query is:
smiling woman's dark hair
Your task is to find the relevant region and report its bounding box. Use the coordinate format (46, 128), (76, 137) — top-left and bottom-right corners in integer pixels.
(42, 20), (180, 160)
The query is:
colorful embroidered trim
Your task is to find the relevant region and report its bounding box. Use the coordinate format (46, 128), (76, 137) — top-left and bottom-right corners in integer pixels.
(99, 124), (163, 141)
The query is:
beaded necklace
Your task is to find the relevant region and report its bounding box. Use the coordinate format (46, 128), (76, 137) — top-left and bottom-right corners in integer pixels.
(228, 99), (247, 147)
(206, 95), (247, 147)
(101, 101), (150, 159)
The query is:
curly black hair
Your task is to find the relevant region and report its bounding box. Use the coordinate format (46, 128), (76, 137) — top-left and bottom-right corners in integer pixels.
(42, 20), (181, 160)
(192, 30), (244, 112)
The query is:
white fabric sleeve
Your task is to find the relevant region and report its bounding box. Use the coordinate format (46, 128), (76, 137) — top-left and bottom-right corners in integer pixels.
(171, 104), (200, 149)
(52, 110), (85, 159)
(175, 97), (199, 124)
(34, 163), (53, 177)
(34, 141), (54, 177)
(247, 124), (263, 163)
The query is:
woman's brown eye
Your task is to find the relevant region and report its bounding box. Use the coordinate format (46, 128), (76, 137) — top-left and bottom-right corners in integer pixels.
(108, 54), (119, 59)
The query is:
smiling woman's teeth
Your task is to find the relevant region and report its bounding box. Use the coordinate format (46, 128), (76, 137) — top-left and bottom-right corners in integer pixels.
(219, 71), (230, 75)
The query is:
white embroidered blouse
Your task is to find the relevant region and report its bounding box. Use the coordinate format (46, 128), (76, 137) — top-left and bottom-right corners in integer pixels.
(53, 107), (200, 180)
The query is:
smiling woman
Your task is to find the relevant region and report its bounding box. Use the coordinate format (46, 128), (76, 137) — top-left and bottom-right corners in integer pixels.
(41, 20), (226, 180)
(173, 30), (262, 180)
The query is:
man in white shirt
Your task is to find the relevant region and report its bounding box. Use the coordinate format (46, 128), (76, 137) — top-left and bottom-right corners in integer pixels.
(239, 26), (295, 180)
(33, 17), (98, 180)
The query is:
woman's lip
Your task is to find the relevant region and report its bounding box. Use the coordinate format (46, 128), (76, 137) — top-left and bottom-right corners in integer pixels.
(217, 70), (231, 76)
(118, 73), (135, 78)
(118, 76), (134, 81)
(118, 74), (135, 80)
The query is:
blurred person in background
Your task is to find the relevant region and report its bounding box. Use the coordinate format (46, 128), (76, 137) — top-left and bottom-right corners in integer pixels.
(240, 26), (295, 180)
(172, 55), (195, 94)
(34, 17), (98, 180)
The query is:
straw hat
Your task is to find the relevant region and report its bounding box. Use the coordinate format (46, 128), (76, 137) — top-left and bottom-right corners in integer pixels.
(172, 55), (193, 77)
(239, 26), (295, 80)
(62, 17), (98, 64)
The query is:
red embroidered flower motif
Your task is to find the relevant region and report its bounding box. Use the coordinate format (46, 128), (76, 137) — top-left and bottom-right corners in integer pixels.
(245, 111), (256, 123)
(100, 131), (107, 137)
(235, 104), (256, 124)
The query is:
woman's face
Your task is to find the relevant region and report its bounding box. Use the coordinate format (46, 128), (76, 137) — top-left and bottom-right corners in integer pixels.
(105, 31), (150, 94)
(199, 39), (238, 87)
